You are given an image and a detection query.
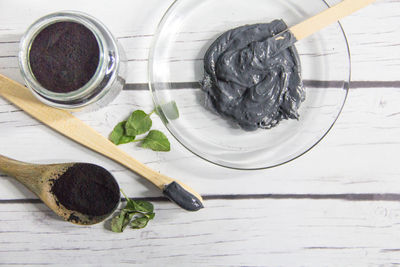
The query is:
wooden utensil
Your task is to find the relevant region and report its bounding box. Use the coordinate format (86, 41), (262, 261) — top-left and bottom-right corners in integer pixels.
(270, 0), (376, 54)
(291, 0), (375, 41)
(0, 74), (204, 211)
(0, 155), (120, 225)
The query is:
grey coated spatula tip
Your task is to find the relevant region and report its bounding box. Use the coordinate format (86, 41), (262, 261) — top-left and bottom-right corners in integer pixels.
(163, 181), (204, 211)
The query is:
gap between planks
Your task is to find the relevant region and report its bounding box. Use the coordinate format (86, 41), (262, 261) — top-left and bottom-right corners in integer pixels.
(2, 193), (400, 204)
(2, 80), (399, 91)
(126, 80), (400, 90)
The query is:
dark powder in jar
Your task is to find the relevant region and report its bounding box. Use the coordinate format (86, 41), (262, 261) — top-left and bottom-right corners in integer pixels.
(29, 21), (100, 93)
(51, 163), (120, 216)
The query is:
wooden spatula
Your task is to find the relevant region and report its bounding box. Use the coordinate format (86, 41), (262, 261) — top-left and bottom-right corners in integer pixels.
(0, 74), (204, 211)
(270, 0), (376, 54)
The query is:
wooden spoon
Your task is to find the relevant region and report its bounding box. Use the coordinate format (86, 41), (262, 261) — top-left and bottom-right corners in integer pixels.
(0, 74), (204, 211)
(0, 155), (120, 225)
(269, 0), (376, 54)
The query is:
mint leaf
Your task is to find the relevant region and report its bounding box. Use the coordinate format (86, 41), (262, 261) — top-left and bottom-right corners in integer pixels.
(145, 212), (155, 220)
(130, 216), (150, 229)
(110, 190), (155, 233)
(160, 101), (179, 120)
(125, 199), (136, 211)
(125, 110), (152, 136)
(109, 121), (124, 144)
(111, 210), (134, 233)
(119, 135), (135, 144)
(125, 200), (153, 214)
(111, 212), (125, 232)
(109, 121), (135, 145)
(141, 130), (170, 152)
(134, 200), (154, 213)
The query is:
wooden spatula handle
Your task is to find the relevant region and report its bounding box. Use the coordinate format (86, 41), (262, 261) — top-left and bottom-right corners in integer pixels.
(0, 74), (202, 202)
(290, 0), (376, 41)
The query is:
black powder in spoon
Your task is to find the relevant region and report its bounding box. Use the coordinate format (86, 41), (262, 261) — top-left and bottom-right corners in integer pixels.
(29, 21), (100, 93)
(51, 163), (120, 216)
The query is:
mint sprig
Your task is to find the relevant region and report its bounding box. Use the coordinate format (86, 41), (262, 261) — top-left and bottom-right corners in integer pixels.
(109, 101), (177, 152)
(111, 190), (155, 233)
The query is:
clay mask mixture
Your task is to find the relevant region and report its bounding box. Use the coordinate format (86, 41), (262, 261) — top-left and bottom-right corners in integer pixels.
(201, 19), (305, 131)
(29, 21), (100, 93)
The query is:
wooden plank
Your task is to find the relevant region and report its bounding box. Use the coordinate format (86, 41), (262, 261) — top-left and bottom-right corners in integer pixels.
(1, 87), (400, 199)
(1, 198), (400, 265)
(0, 0), (398, 83)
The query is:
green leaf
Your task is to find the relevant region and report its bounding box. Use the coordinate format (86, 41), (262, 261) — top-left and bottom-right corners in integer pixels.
(120, 189), (139, 212)
(135, 200), (154, 213)
(109, 121), (135, 145)
(145, 212), (155, 220)
(160, 101), (179, 120)
(125, 200), (153, 213)
(124, 199), (136, 211)
(119, 135), (135, 144)
(110, 213), (124, 233)
(111, 189), (155, 232)
(111, 210), (134, 233)
(141, 130), (170, 152)
(125, 110), (152, 136)
(130, 216), (150, 229)
(109, 121), (124, 144)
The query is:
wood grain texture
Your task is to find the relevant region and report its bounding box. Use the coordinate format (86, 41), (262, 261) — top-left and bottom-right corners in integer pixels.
(1, 87), (399, 199)
(0, 0), (399, 265)
(1, 199), (400, 266)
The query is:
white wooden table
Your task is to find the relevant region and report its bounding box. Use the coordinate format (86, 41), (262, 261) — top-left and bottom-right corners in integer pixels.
(1, 0), (400, 265)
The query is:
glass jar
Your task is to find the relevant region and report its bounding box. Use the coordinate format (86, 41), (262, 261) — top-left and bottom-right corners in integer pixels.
(18, 11), (126, 112)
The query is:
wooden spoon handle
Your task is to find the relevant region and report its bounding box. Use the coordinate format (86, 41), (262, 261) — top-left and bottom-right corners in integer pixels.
(0, 154), (43, 193)
(290, 0), (376, 41)
(0, 74), (202, 203)
(0, 155), (29, 177)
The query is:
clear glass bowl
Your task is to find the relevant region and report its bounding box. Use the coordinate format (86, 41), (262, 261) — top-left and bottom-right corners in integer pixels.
(149, 0), (350, 169)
